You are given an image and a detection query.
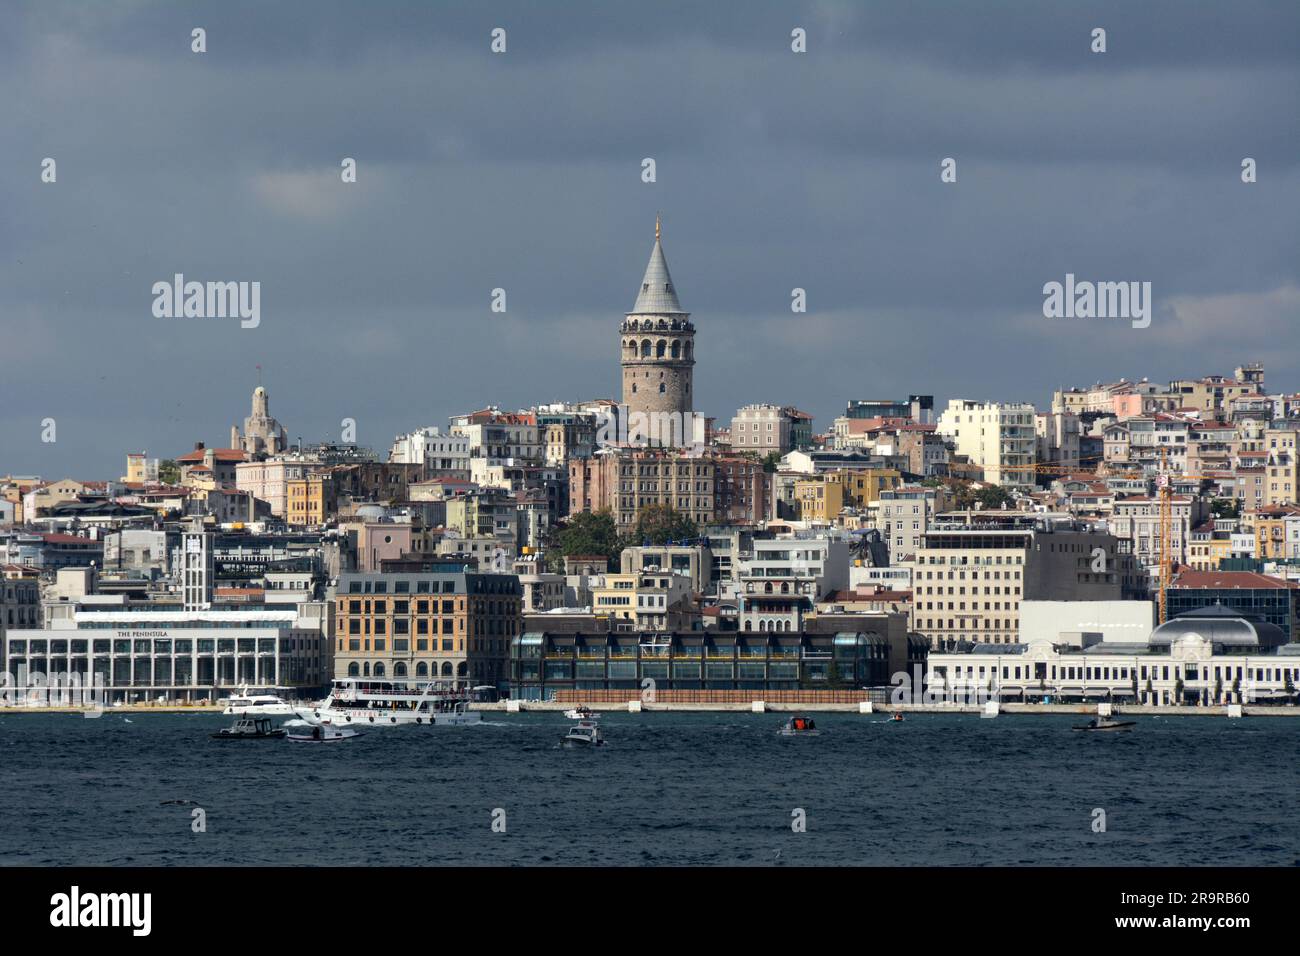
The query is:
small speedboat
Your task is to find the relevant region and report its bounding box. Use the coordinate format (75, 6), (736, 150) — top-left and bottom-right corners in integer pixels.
(889, 712), (904, 723)
(778, 715), (820, 736)
(560, 720), (606, 748)
(287, 723), (363, 743)
(564, 706), (602, 720)
(211, 716), (286, 739)
(1073, 717), (1136, 732)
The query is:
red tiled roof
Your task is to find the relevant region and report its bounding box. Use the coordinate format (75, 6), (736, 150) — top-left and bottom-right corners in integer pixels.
(176, 447), (248, 463)
(41, 533), (98, 545)
(1172, 570), (1295, 590)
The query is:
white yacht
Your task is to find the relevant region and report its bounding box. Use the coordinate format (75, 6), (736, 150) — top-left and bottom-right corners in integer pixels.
(298, 678), (481, 726)
(220, 687), (298, 716)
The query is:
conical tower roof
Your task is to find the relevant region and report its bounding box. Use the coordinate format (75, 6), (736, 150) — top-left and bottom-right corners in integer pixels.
(629, 217), (686, 315)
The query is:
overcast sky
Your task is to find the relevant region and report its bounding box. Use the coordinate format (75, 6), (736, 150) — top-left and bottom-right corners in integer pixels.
(3, 0), (1298, 477)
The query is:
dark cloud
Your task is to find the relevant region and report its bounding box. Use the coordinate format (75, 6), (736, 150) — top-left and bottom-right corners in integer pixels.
(1, 0), (1296, 475)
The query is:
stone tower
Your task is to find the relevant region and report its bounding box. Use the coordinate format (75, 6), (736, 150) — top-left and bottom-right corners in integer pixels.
(231, 384), (288, 458)
(620, 217), (695, 423)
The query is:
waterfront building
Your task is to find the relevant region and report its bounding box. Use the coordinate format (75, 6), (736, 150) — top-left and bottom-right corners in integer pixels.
(1166, 569), (1299, 640)
(333, 570), (520, 692)
(508, 629), (895, 700)
(3, 597), (332, 703)
(925, 603), (1298, 706)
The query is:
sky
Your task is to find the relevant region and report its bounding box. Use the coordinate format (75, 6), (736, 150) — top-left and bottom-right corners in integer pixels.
(2, 0), (1298, 477)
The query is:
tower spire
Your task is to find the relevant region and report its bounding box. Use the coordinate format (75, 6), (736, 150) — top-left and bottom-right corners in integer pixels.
(655, 213), (661, 242)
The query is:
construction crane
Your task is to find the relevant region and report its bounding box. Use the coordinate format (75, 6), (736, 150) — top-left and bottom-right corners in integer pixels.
(1151, 447), (1226, 623)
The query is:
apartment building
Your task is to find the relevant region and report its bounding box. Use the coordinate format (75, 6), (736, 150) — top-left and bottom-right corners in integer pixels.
(568, 449), (715, 532)
(936, 400), (1037, 488)
(334, 570), (521, 690)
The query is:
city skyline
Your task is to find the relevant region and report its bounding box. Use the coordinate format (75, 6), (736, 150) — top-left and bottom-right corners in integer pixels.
(3, 0), (1298, 475)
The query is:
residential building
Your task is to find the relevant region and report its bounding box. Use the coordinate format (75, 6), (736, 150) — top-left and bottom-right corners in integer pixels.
(936, 400), (1037, 488)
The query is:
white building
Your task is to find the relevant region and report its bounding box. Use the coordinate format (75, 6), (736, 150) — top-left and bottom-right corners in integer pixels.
(729, 404), (796, 455)
(735, 532), (851, 632)
(388, 427), (471, 477)
(937, 399), (1037, 488)
(925, 603), (1298, 706)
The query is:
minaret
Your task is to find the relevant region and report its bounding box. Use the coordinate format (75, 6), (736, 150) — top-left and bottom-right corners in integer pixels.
(620, 216), (695, 426)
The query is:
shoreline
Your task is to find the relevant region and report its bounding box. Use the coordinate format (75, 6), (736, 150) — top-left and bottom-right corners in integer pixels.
(2, 702), (1297, 718)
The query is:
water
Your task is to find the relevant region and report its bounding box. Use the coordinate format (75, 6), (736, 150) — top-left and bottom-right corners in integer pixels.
(1, 711), (1295, 866)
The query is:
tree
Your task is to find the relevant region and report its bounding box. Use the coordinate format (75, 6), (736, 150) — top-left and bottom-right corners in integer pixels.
(629, 504), (698, 546)
(973, 485), (1015, 510)
(555, 510), (622, 570)
(1210, 497), (1240, 519)
(761, 451), (782, 474)
(158, 460), (181, 485)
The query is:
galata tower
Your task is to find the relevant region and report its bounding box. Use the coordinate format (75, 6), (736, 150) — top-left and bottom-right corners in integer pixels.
(620, 216), (695, 420)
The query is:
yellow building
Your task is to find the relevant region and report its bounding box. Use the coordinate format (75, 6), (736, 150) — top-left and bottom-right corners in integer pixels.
(794, 478), (844, 523)
(286, 473), (335, 527)
(829, 469), (902, 508)
(1167, 373), (1258, 419)
(1249, 506), (1300, 561)
(591, 571), (693, 631)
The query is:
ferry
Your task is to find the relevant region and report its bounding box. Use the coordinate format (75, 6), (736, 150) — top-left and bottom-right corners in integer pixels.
(220, 686), (298, 716)
(297, 678), (481, 726)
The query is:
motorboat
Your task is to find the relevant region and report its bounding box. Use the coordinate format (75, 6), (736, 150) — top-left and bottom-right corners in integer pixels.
(211, 716), (286, 739)
(563, 705), (602, 720)
(889, 712), (905, 722)
(220, 686), (298, 716)
(777, 714), (820, 736)
(560, 720), (606, 748)
(1073, 716), (1137, 732)
(287, 723), (363, 743)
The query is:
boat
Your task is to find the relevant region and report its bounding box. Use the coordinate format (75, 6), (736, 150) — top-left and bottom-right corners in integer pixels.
(220, 686), (298, 716)
(298, 678), (482, 726)
(889, 712), (904, 722)
(560, 720), (605, 748)
(211, 716), (287, 739)
(563, 705), (602, 720)
(287, 723), (363, 743)
(777, 714), (820, 736)
(1073, 717), (1137, 732)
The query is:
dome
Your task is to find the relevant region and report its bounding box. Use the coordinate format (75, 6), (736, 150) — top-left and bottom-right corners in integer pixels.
(1150, 605), (1286, 650)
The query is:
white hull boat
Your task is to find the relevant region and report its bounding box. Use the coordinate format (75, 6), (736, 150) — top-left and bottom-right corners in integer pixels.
(300, 677), (482, 727)
(220, 686), (299, 716)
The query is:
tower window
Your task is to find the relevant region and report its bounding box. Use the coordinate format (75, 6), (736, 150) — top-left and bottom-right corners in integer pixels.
(659, 383), (666, 393)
